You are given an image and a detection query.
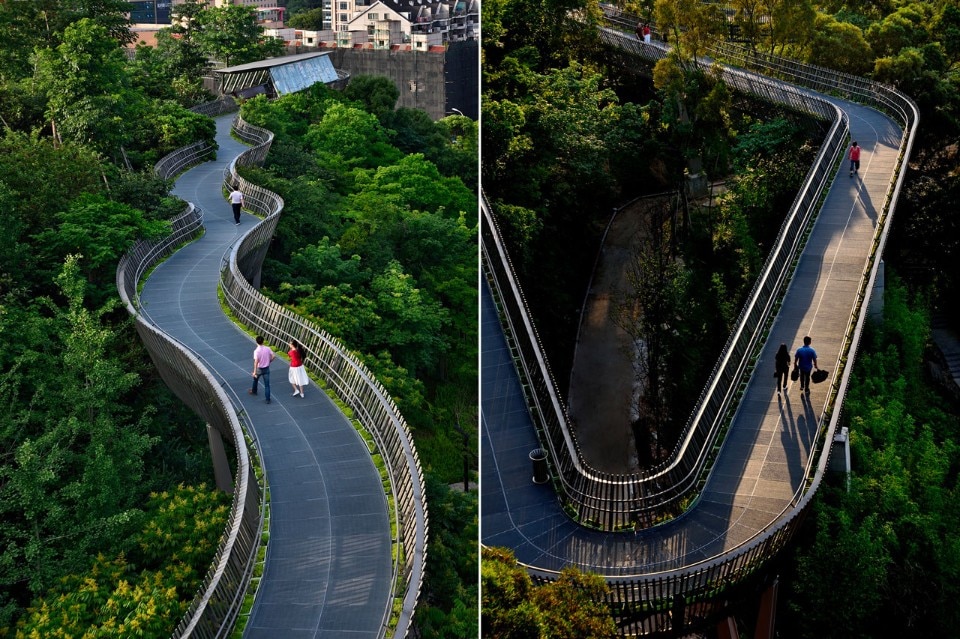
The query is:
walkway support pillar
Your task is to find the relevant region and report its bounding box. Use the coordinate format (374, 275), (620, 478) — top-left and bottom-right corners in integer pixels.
(753, 577), (779, 639)
(715, 615), (739, 639)
(207, 424), (235, 493)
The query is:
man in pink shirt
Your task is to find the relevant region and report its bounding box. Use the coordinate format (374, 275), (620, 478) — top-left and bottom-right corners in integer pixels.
(249, 335), (276, 403)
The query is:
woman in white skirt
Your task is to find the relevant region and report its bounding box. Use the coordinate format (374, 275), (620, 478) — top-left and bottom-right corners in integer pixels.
(288, 339), (309, 397)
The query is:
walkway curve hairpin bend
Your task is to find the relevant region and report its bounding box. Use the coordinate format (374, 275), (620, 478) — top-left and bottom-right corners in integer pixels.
(481, 14), (918, 629)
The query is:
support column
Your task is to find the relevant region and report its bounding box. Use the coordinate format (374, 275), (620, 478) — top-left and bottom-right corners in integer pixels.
(715, 615), (739, 639)
(753, 577), (779, 639)
(207, 424), (235, 494)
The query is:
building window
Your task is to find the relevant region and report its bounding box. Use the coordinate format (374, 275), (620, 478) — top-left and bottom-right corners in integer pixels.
(339, 14), (348, 22)
(369, 13), (378, 19)
(339, 2), (348, 9)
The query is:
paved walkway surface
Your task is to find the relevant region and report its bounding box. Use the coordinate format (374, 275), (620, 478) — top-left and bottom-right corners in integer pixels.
(482, 91), (903, 574)
(139, 115), (392, 637)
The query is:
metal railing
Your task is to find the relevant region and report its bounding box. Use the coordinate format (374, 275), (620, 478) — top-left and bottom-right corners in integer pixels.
(483, 23), (917, 536)
(190, 95), (240, 118)
(117, 192), (264, 637)
(483, 20), (918, 631)
(119, 103), (428, 637)
(221, 116), (429, 638)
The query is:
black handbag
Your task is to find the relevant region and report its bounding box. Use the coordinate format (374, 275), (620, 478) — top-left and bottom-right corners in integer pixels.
(812, 369), (829, 384)
(790, 366), (800, 382)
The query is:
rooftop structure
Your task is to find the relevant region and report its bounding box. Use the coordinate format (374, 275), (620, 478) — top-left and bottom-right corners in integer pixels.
(214, 51), (348, 97)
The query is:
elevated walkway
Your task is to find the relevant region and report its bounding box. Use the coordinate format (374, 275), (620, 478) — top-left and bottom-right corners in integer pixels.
(481, 39), (910, 580)
(139, 115), (392, 638)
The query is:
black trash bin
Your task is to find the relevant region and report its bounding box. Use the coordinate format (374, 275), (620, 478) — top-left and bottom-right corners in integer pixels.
(529, 448), (548, 484)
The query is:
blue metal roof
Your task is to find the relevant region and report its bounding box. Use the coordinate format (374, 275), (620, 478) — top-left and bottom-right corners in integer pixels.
(270, 54), (339, 95)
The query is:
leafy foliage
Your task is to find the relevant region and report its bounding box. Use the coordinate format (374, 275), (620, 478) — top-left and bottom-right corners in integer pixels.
(781, 280), (960, 638)
(0, 258), (155, 616)
(238, 80), (478, 638)
(8, 485), (230, 638)
(482, 547), (617, 638)
(189, 4), (286, 67)
(414, 478), (479, 638)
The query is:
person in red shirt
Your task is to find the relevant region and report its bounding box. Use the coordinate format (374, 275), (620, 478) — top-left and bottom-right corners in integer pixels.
(287, 339), (309, 398)
(849, 141), (861, 177)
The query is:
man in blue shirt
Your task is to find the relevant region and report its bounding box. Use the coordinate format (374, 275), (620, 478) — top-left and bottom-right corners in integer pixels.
(794, 336), (818, 395)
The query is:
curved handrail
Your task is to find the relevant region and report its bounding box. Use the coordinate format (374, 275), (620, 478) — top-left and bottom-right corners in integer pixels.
(484, 35), (846, 529)
(483, 21), (918, 627)
(220, 116), (429, 638)
(116, 195), (264, 637)
(483, 21), (917, 535)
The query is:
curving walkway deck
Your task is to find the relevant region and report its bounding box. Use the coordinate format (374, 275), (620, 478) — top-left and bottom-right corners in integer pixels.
(139, 114), (392, 637)
(481, 77), (903, 574)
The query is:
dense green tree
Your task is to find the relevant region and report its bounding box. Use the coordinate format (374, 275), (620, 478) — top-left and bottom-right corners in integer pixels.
(482, 547), (617, 639)
(33, 18), (141, 158)
(129, 30), (211, 106)
(0, 132), (104, 295)
(0, 0), (133, 82)
(304, 102), (405, 170)
(414, 478), (479, 638)
(344, 74), (401, 119)
(287, 7), (327, 30)
(653, 0), (725, 61)
(10, 485), (229, 638)
(767, 0), (817, 55)
(807, 15), (873, 73)
(285, 0), (325, 17)
(33, 194), (170, 305)
(0, 258), (155, 612)
(192, 4), (286, 67)
(370, 261), (450, 376)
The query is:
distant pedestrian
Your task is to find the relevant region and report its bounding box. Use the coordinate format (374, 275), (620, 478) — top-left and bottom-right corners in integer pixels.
(229, 188), (244, 225)
(794, 336), (818, 395)
(774, 343), (791, 396)
(249, 335), (276, 403)
(288, 339), (309, 398)
(642, 24), (651, 44)
(849, 141), (861, 177)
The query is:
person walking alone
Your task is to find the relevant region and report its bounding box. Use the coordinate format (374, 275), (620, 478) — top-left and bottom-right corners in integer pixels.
(794, 336), (819, 395)
(774, 343), (791, 396)
(288, 339), (309, 398)
(250, 335), (276, 403)
(229, 187), (244, 225)
(849, 141), (861, 177)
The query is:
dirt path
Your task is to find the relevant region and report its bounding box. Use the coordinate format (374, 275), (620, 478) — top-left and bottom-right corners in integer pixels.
(566, 204), (646, 475)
